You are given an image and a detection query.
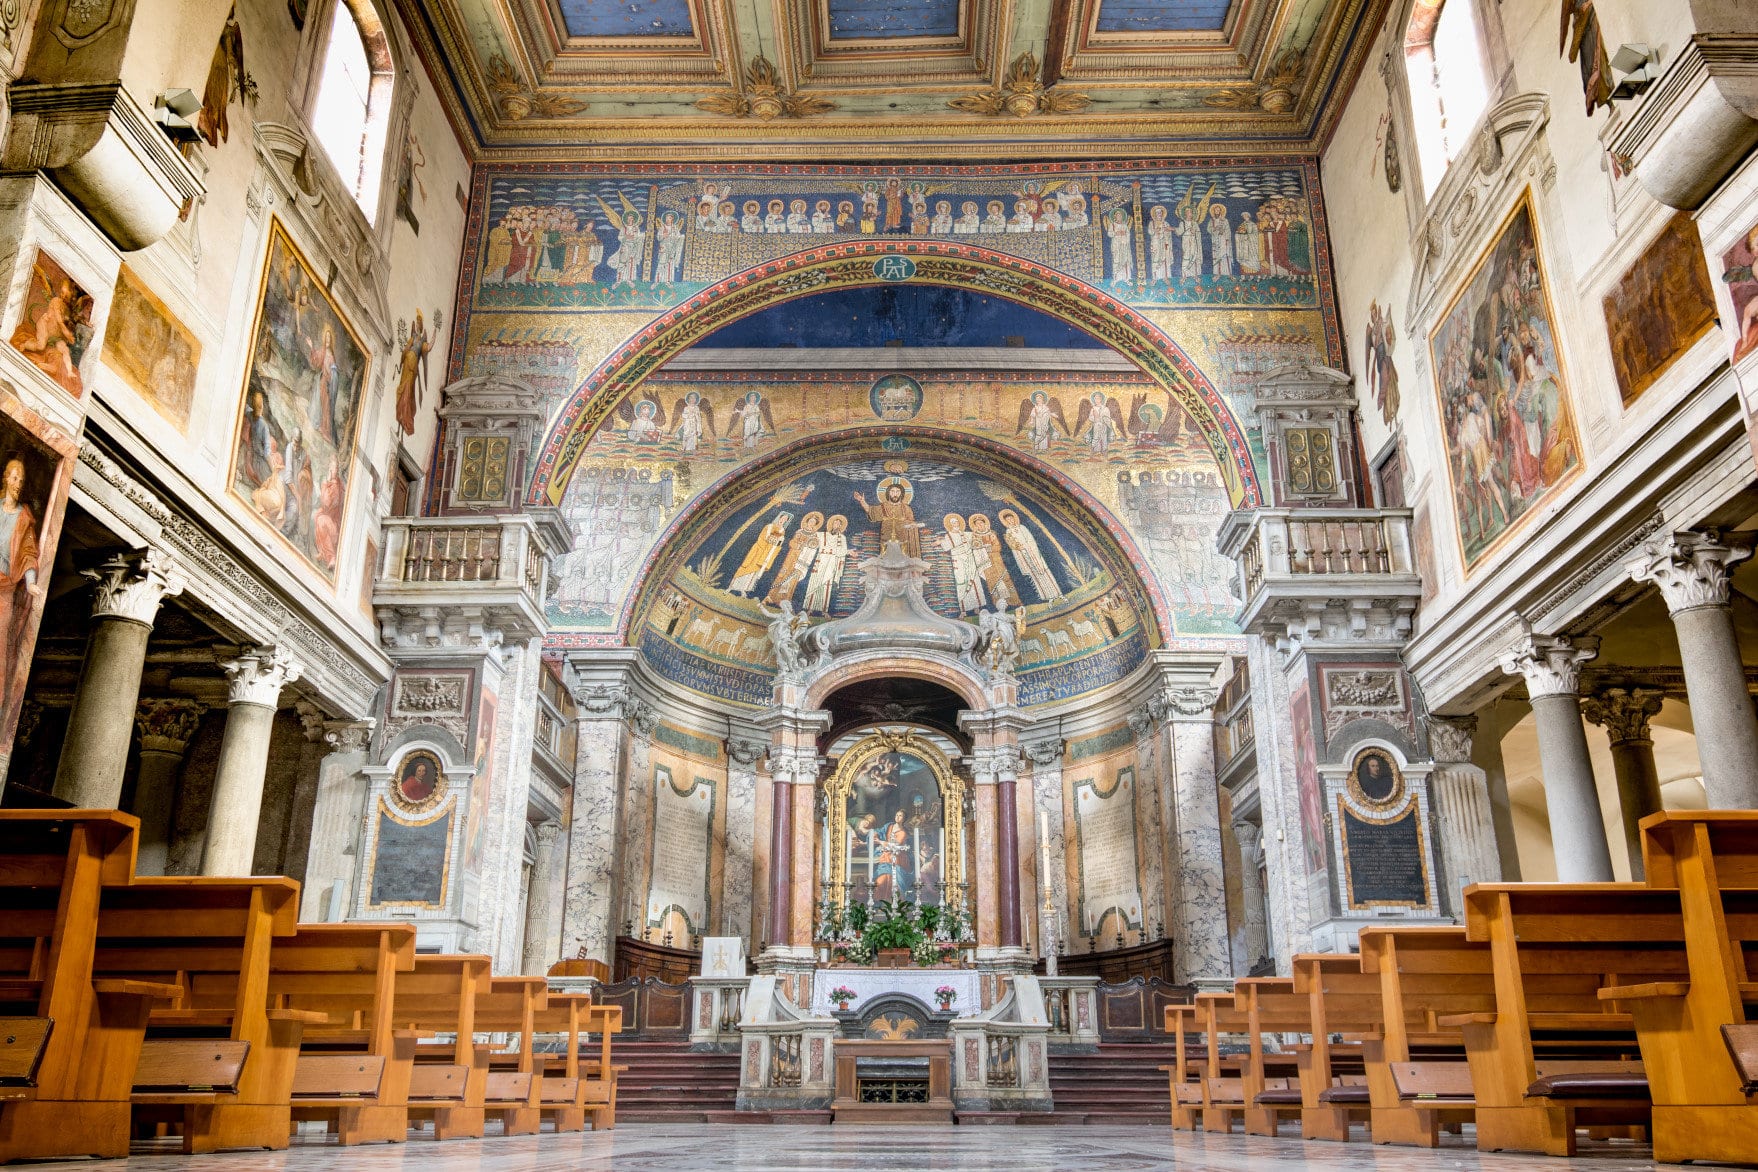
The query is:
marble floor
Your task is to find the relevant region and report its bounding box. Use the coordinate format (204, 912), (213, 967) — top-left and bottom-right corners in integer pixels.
(80, 1125), (1673, 1170)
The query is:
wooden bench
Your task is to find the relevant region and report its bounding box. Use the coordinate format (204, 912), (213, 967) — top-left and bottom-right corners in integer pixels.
(1356, 926), (1492, 1148)
(573, 1003), (624, 1130)
(473, 977), (550, 1136)
(0, 810), (182, 1163)
(394, 954), (493, 1140)
(86, 876), (325, 1154)
(1456, 882), (1693, 1155)
(1606, 810), (1758, 1165)
(1289, 952), (1385, 1141)
(271, 924), (418, 1145)
(1230, 977), (1320, 1137)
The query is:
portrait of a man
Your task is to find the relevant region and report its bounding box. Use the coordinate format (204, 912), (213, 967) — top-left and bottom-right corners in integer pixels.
(396, 751), (445, 808)
(1352, 749), (1400, 804)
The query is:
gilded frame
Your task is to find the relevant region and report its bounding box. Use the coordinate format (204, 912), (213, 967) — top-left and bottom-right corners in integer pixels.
(824, 730), (965, 910)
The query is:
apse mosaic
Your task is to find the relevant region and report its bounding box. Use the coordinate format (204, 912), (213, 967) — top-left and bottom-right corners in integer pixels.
(466, 161), (1326, 313)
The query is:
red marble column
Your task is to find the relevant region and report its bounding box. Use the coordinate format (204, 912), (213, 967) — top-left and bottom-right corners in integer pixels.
(997, 774), (1021, 948)
(768, 777), (792, 947)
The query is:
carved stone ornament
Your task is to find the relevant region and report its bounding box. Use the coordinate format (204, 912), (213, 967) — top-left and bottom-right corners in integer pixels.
(628, 699), (658, 740)
(573, 683), (629, 718)
(803, 541), (978, 668)
(86, 550), (185, 624)
(1581, 687), (1665, 744)
(726, 738), (767, 768)
(1023, 739), (1065, 768)
(134, 697), (204, 754)
(398, 674), (466, 714)
(1628, 530), (1754, 616)
(221, 645), (303, 708)
(322, 718), (375, 753)
(769, 748), (821, 785)
(948, 53), (1091, 118)
(1201, 47), (1303, 114)
(1165, 685), (1221, 720)
(1499, 632), (1599, 700)
(1424, 714), (1476, 764)
(1232, 820), (1263, 861)
(696, 56), (835, 121)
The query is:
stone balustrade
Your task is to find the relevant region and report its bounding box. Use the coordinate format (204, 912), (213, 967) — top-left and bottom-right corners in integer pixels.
(374, 515), (556, 646)
(1037, 975), (1101, 1050)
(689, 976), (752, 1050)
(946, 975), (1053, 1112)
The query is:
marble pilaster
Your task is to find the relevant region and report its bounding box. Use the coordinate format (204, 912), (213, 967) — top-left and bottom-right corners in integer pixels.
(201, 646), (302, 876)
(1127, 701), (1171, 947)
(723, 734), (764, 949)
(561, 662), (636, 965)
(1581, 687), (1666, 880)
(1232, 821), (1268, 974)
(298, 718), (375, 921)
(470, 638), (547, 971)
(621, 698), (659, 934)
(130, 698), (203, 876)
(1425, 715), (1503, 907)
(522, 820), (564, 975)
(1629, 531), (1758, 809)
(1500, 633), (1613, 883)
(1023, 738), (1067, 960)
(1165, 684), (1230, 986)
(54, 551), (184, 808)
(1244, 637), (1312, 968)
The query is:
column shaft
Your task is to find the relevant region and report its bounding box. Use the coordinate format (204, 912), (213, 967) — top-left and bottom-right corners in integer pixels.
(200, 701), (277, 875)
(790, 779), (815, 948)
(1529, 693), (1615, 882)
(560, 712), (625, 965)
(1168, 701), (1229, 985)
(1607, 736), (1663, 879)
(54, 618), (153, 807)
(1233, 825), (1268, 974)
(132, 748), (185, 875)
(996, 775), (1021, 948)
(1674, 604), (1758, 808)
(769, 775), (793, 947)
(522, 822), (563, 975)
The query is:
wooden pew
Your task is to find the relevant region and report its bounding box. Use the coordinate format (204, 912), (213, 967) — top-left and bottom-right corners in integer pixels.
(1356, 926), (1491, 1148)
(272, 924), (418, 1145)
(1289, 953), (1383, 1141)
(1160, 1003), (1206, 1130)
(1456, 883), (1693, 1156)
(1165, 985), (1302, 1135)
(0, 810), (180, 1163)
(89, 876), (322, 1153)
(531, 992), (593, 1133)
(473, 977), (549, 1136)
(576, 1003), (624, 1130)
(1601, 811), (1758, 1165)
(395, 954), (493, 1140)
(1230, 977), (1317, 1137)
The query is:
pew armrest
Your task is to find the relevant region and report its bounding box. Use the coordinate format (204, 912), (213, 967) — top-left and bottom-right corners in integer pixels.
(132, 1038), (251, 1097)
(0, 1017), (52, 1087)
(1599, 982), (1689, 1000)
(1435, 1012), (1495, 1027)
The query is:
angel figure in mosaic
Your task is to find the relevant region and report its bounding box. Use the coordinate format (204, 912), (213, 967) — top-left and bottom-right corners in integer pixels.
(670, 390), (716, 454)
(1015, 391), (1070, 453)
(595, 193), (647, 285)
(1074, 391), (1126, 455)
(729, 391), (776, 450)
(617, 397), (666, 444)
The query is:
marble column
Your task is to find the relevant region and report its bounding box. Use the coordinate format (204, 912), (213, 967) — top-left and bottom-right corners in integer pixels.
(53, 552), (183, 808)
(130, 698), (203, 876)
(298, 719), (375, 921)
(201, 646), (302, 876)
(1166, 685), (1230, 985)
(1426, 715), (1503, 905)
(1500, 634), (1613, 882)
(1128, 702), (1172, 945)
(763, 745), (823, 951)
(966, 750), (1001, 949)
(620, 699), (658, 935)
(279, 702), (332, 886)
(1629, 531), (1758, 808)
(560, 680), (630, 965)
(1024, 739), (1066, 958)
(1232, 821), (1268, 974)
(995, 746), (1023, 950)
(724, 735), (764, 948)
(522, 820), (564, 975)
(1581, 687), (1666, 880)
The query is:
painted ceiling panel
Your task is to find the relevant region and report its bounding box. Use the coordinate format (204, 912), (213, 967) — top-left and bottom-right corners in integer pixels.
(559, 0), (695, 38)
(1094, 0), (1232, 33)
(827, 0), (961, 39)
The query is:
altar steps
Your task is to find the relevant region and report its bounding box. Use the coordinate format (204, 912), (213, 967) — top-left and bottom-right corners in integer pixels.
(614, 1040), (744, 1122)
(1044, 1042), (1178, 1124)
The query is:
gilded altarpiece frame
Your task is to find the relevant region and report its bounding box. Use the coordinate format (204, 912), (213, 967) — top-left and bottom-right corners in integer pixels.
(824, 731), (965, 910)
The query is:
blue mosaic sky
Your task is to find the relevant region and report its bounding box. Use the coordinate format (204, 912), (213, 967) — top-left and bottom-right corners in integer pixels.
(827, 0), (960, 39)
(700, 287), (1107, 349)
(1095, 0), (1231, 33)
(560, 0), (694, 38)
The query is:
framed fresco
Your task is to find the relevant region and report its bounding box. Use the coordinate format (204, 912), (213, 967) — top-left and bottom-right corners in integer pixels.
(230, 219), (370, 582)
(8, 248), (94, 398)
(824, 730), (964, 908)
(1722, 219), (1758, 365)
(101, 265), (201, 431)
(1603, 213), (1717, 405)
(0, 385), (75, 768)
(1429, 194), (1581, 571)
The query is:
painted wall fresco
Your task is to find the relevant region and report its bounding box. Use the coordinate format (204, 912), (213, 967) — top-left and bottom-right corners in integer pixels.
(1429, 197), (1580, 570)
(231, 220), (370, 582)
(1603, 213), (1716, 406)
(101, 265), (201, 432)
(634, 443), (1156, 706)
(9, 249), (94, 399)
(0, 388), (74, 768)
(1722, 220), (1758, 365)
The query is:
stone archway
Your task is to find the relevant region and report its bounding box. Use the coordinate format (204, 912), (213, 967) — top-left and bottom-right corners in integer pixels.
(526, 240), (1263, 511)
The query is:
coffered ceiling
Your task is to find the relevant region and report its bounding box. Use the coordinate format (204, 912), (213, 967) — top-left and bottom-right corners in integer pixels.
(397, 0), (1388, 160)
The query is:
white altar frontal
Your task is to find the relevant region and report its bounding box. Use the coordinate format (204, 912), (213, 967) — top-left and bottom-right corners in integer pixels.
(809, 968), (980, 1016)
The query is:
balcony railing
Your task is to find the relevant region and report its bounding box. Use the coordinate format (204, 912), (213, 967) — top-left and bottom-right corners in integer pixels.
(375, 514), (554, 642)
(1219, 507), (1422, 638)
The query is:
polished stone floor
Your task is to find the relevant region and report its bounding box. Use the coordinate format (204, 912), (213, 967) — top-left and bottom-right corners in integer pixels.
(83, 1124), (1672, 1170)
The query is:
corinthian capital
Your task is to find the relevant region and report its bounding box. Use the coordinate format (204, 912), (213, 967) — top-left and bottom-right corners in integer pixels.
(134, 697), (204, 753)
(1500, 633), (1599, 699)
(1629, 530), (1754, 615)
(1425, 715), (1476, 764)
(221, 645), (303, 707)
(86, 550), (184, 624)
(1581, 686), (1665, 744)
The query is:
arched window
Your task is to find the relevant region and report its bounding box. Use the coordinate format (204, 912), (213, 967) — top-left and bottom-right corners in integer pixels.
(1405, 0), (1491, 198)
(309, 1), (394, 220)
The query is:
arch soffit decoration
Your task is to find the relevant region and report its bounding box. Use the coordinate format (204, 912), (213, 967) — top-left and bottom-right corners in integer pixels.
(614, 426), (1172, 647)
(525, 241), (1264, 513)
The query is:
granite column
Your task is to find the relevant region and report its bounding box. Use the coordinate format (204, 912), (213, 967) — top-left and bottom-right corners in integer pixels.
(201, 646), (301, 876)
(1500, 634), (1612, 882)
(130, 698), (203, 875)
(1582, 687), (1666, 879)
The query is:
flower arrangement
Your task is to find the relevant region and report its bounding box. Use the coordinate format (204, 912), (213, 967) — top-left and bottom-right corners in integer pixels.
(816, 897), (972, 967)
(830, 986), (858, 1009)
(934, 985), (958, 1009)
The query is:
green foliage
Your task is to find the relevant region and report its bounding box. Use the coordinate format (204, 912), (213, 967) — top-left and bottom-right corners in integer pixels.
(819, 897), (969, 967)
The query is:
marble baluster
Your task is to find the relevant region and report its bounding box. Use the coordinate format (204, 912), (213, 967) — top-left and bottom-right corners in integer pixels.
(1500, 634), (1613, 883)
(201, 646), (302, 876)
(130, 698), (203, 876)
(54, 552), (183, 808)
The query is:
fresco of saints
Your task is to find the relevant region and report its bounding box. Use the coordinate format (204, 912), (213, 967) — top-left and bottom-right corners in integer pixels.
(670, 390), (716, 453)
(741, 201), (764, 233)
(728, 512), (791, 596)
(765, 511), (823, 606)
(953, 201), (980, 234)
(1105, 208), (1133, 288)
(1075, 391), (1125, 454)
(1016, 391), (1069, 452)
(1001, 508), (1062, 602)
(968, 514), (1018, 609)
(393, 310), (434, 437)
(765, 199), (787, 233)
(854, 476), (923, 558)
(1177, 198), (1205, 284)
(729, 391), (775, 449)
(305, 323), (343, 444)
(1062, 192), (1091, 229)
(803, 514), (849, 614)
(1146, 205), (1174, 282)
(1234, 211), (1262, 276)
(939, 513), (988, 614)
(982, 200), (1007, 234)
(787, 199), (811, 234)
(610, 212), (645, 284)
(0, 458), (39, 722)
(812, 200), (834, 233)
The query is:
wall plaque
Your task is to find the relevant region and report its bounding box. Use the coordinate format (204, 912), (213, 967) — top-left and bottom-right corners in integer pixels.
(368, 800), (451, 907)
(1339, 800), (1429, 909)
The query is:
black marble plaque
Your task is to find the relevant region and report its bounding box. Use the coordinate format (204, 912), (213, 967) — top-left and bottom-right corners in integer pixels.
(369, 807), (451, 906)
(1341, 803), (1429, 909)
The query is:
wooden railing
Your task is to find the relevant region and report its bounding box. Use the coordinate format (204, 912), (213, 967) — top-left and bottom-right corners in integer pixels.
(377, 515), (551, 600)
(1223, 508), (1418, 610)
